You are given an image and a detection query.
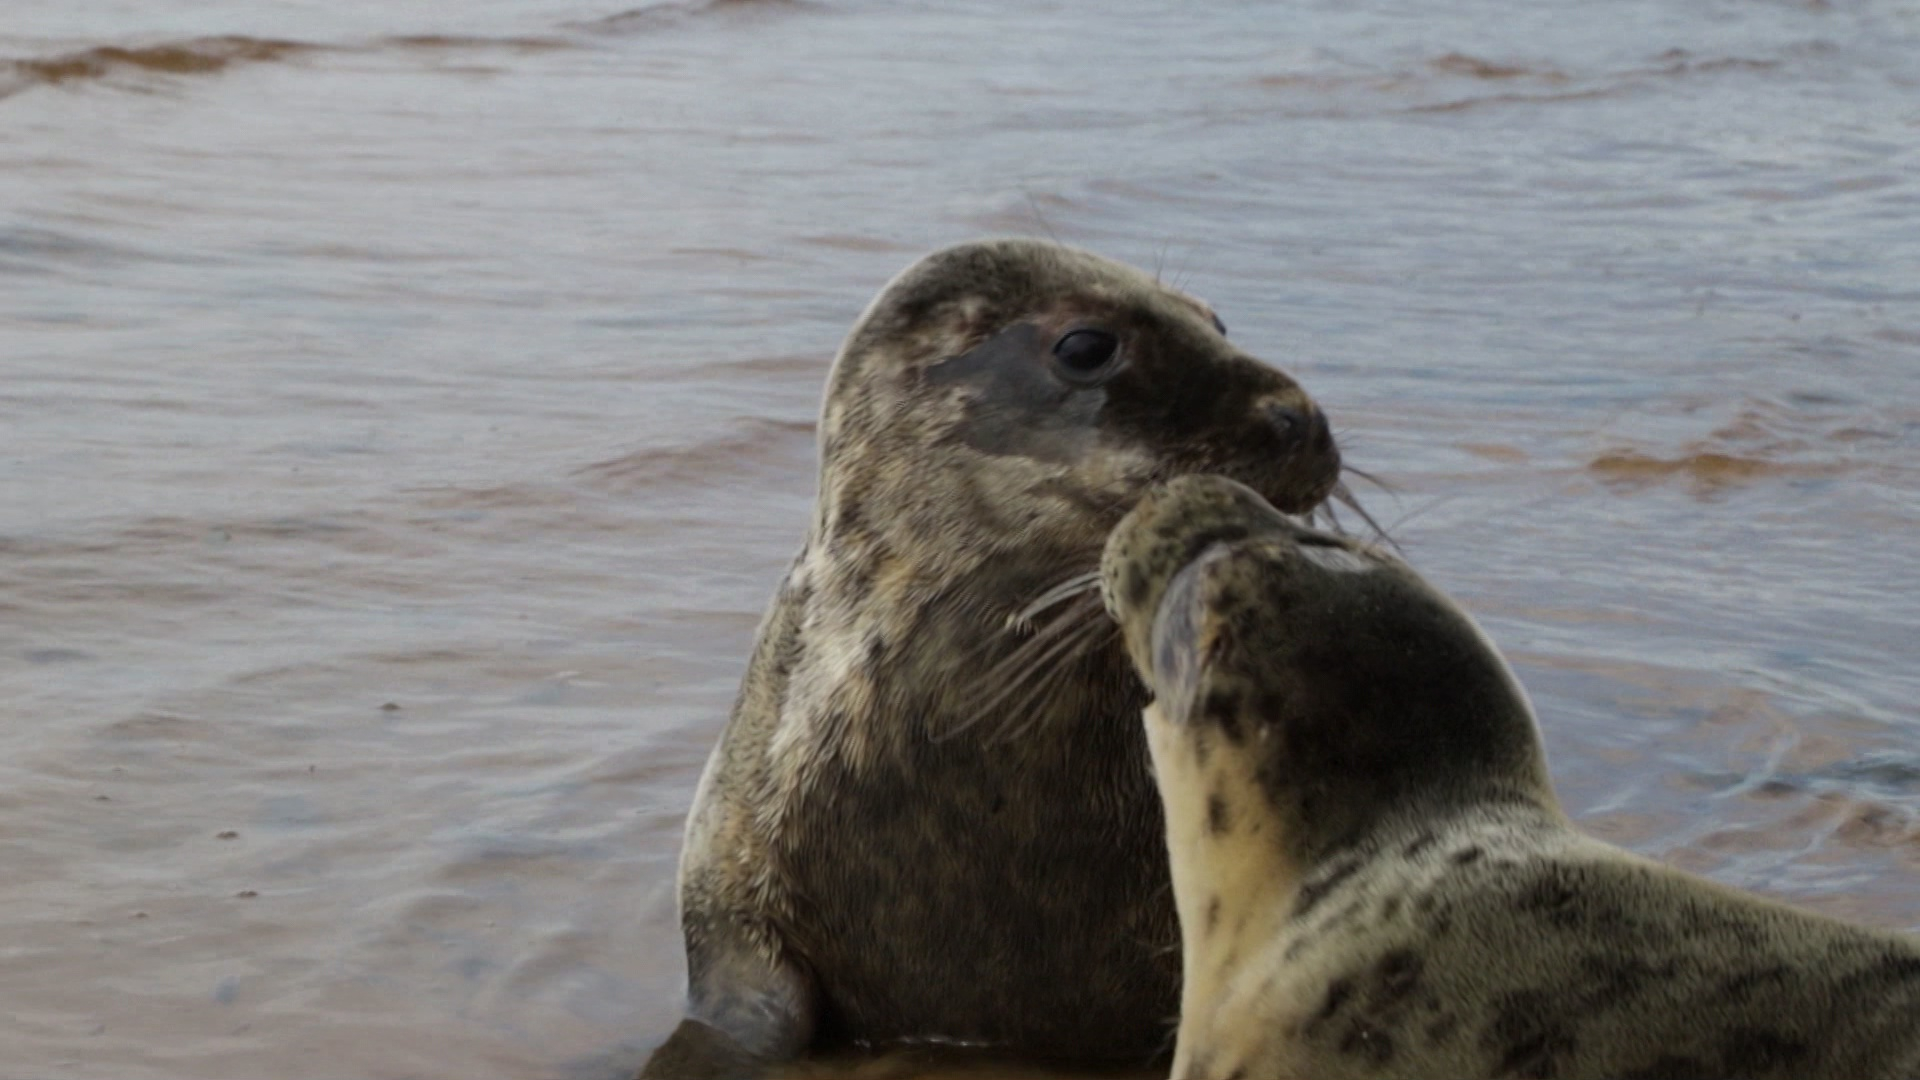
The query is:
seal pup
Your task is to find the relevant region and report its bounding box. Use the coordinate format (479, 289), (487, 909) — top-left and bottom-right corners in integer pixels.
(1102, 474), (1920, 1080)
(643, 241), (1346, 1078)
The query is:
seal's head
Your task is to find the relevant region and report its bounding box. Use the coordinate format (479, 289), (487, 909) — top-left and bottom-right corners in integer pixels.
(813, 240), (1341, 595)
(1100, 474), (1556, 862)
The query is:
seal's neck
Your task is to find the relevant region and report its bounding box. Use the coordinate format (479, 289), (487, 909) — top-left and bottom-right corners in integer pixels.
(1145, 703), (1302, 1049)
(1145, 692), (1565, 1024)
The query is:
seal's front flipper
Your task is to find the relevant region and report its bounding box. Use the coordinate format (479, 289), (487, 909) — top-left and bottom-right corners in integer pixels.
(640, 932), (818, 1080)
(637, 1017), (768, 1080)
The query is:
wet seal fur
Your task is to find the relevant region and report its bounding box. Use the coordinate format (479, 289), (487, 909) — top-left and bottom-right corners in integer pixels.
(1101, 474), (1920, 1080)
(643, 241), (1344, 1077)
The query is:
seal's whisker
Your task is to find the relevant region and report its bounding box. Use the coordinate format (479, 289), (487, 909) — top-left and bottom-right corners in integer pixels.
(950, 592), (1111, 745)
(988, 615), (1118, 747)
(1382, 495), (1453, 537)
(1012, 570), (1104, 628)
(937, 612), (1087, 743)
(988, 664), (1076, 748)
(937, 577), (1099, 745)
(1317, 498), (1346, 535)
(1022, 188), (1065, 248)
(1331, 480), (1402, 554)
(1000, 586), (1103, 661)
(983, 597), (1108, 710)
(1151, 1018), (1180, 1064)
(1341, 464), (1398, 494)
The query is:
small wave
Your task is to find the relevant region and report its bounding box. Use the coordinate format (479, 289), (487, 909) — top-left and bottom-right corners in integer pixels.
(0, 225), (169, 275)
(1, 36), (320, 95)
(1584, 394), (1914, 496)
(1830, 755), (1920, 796)
(1253, 46), (1792, 117)
(384, 34), (576, 53)
(798, 233), (924, 254)
(1587, 449), (1838, 491)
(573, 0), (820, 35)
(574, 417), (815, 494)
(1649, 48), (1786, 78)
(0, 3), (811, 104)
(1430, 52), (1568, 82)
(0, 30), (581, 103)
(1408, 87), (1620, 115)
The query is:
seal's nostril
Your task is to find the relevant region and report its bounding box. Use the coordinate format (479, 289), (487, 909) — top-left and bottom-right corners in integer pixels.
(1267, 401), (1297, 440)
(1263, 402), (1305, 443)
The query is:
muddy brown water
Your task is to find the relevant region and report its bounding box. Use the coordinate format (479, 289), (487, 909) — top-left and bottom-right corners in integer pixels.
(3, 0), (1918, 1076)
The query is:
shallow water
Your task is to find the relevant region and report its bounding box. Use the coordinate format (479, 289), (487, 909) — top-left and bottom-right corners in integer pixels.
(3, 0), (1917, 1076)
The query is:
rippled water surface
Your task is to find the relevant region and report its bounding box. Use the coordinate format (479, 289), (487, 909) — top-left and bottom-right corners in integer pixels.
(4, 0), (1918, 1076)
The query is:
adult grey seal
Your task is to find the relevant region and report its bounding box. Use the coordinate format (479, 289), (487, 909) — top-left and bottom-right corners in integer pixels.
(1101, 473), (1920, 1080)
(642, 241), (1346, 1078)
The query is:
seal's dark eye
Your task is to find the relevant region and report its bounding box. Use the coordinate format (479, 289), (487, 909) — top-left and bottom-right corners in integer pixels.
(1051, 329), (1121, 382)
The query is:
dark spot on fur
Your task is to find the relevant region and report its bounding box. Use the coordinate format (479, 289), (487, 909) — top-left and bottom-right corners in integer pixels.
(1192, 726), (1213, 767)
(1339, 1020), (1395, 1065)
(1715, 914), (1765, 950)
(1485, 990), (1575, 1079)
(1178, 524), (1250, 573)
(1207, 793), (1232, 836)
(1450, 846), (1484, 865)
(1206, 895), (1221, 933)
(1720, 1028), (1809, 1074)
(1619, 1055), (1715, 1080)
(834, 500), (866, 539)
(1573, 953), (1674, 1014)
(1716, 964), (1789, 1004)
(1839, 952), (1920, 994)
(1205, 684), (1250, 747)
(1293, 855), (1364, 918)
(1496, 1033), (1575, 1079)
(1379, 895), (1402, 920)
(1425, 1014), (1459, 1044)
(1401, 830), (1439, 858)
(1517, 876), (1577, 918)
(1373, 949), (1424, 1006)
(1125, 564), (1151, 610)
(1305, 977), (1355, 1034)
(1202, 687), (1242, 723)
(839, 559), (875, 603)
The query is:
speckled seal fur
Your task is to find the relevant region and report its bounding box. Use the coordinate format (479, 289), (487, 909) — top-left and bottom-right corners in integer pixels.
(1101, 474), (1920, 1080)
(641, 241), (1343, 1078)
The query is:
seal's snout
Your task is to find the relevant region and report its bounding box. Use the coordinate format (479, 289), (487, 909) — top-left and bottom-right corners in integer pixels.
(1260, 397), (1337, 459)
(1244, 385), (1340, 513)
